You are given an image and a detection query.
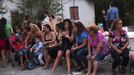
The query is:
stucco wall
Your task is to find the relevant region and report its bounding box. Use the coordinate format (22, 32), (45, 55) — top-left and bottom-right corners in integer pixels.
(60, 0), (95, 27)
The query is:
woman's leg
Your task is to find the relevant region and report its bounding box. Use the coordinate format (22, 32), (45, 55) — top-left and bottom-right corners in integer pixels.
(43, 49), (51, 69)
(10, 51), (15, 65)
(86, 60), (92, 75)
(92, 60), (98, 75)
(121, 48), (129, 73)
(1, 50), (6, 67)
(51, 50), (63, 75)
(111, 51), (121, 74)
(66, 50), (71, 74)
(129, 51), (134, 61)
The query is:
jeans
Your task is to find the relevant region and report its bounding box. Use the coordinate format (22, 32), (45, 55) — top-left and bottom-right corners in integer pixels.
(111, 48), (129, 69)
(73, 48), (88, 66)
(17, 48), (28, 56)
(35, 49), (44, 65)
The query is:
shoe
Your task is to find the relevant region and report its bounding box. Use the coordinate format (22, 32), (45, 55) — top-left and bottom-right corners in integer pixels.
(73, 66), (82, 72)
(111, 69), (117, 75)
(120, 66), (126, 73)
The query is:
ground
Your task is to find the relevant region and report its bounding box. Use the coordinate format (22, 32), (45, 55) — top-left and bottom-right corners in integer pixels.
(0, 61), (134, 75)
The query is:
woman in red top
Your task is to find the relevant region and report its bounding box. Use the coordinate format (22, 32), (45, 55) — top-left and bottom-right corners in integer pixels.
(0, 17), (7, 68)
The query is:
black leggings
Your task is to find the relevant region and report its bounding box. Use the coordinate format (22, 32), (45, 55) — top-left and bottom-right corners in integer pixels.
(111, 48), (129, 70)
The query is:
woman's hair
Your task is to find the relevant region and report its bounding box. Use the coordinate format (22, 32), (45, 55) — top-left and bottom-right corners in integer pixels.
(110, 19), (122, 31)
(63, 19), (73, 36)
(74, 21), (87, 34)
(44, 24), (52, 31)
(0, 17), (7, 39)
(56, 22), (64, 31)
(50, 15), (55, 19)
(88, 24), (99, 34)
(30, 24), (40, 32)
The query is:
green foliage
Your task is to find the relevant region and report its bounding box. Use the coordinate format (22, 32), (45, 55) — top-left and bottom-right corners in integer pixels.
(16, 0), (62, 21)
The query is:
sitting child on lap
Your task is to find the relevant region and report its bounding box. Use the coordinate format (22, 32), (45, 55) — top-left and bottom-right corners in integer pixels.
(30, 36), (44, 65)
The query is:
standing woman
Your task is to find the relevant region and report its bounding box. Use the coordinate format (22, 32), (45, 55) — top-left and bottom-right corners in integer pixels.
(51, 22), (64, 75)
(52, 19), (74, 75)
(42, 24), (57, 69)
(0, 17), (7, 67)
(109, 19), (129, 75)
(72, 21), (88, 71)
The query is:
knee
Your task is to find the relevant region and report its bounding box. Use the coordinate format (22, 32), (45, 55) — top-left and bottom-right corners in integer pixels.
(65, 50), (70, 58)
(57, 51), (63, 59)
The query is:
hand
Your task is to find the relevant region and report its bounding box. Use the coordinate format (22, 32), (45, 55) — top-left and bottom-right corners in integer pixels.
(65, 35), (70, 38)
(117, 50), (122, 54)
(87, 54), (92, 60)
(25, 45), (28, 49)
(120, 47), (125, 51)
(30, 48), (33, 52)
(91, 55), (96, 60)
(72, 47), (77, 52)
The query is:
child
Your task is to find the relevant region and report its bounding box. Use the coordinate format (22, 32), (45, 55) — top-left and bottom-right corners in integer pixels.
(30, 35), (44, 65)
(13, 37), (28, 69)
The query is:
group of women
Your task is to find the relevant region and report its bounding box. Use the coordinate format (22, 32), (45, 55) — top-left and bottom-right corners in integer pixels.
(0, 16), (134, 75)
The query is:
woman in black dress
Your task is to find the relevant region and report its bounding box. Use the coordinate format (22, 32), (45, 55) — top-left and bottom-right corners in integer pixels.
(51, 19), (74, 75)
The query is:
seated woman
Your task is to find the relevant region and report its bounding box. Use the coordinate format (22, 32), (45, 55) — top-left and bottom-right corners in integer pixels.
(51, 19), (74, 75)
(129, 49), (134, 62)
(30, 35), (44, 66)
(42, 24), (57, 69)
(86, 24), (109, 75)
(72, 21), (88, 71)
(108, 19), (129, 75)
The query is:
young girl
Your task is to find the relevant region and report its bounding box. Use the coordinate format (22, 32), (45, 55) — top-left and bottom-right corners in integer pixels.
(30, 35), (44, 65)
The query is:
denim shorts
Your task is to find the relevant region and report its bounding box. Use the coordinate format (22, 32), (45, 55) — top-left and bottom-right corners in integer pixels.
(95, 54), (106, 61)
(17, 48), (28, 56)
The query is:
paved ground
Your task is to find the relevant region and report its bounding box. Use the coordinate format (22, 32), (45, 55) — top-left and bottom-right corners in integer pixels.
(0, 62), (134, 75)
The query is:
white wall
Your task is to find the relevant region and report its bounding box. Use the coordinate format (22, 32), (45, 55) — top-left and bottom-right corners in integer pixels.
(60, 0), (95, 27)
(0, 0), (95, 27)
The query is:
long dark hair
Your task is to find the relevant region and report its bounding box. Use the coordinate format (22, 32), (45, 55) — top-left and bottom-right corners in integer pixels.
(63, 19), (73, 36)
(0, 17), (7, 39)
(74, 21), (87, 34)
(56, 22), (64, 32)
(44, 24), (52, 31)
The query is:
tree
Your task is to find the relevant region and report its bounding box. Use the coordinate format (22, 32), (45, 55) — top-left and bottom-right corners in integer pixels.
(16, 0), (62, 21)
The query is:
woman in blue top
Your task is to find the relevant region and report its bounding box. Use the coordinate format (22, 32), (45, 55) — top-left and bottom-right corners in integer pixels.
(72, 21), (88, 71)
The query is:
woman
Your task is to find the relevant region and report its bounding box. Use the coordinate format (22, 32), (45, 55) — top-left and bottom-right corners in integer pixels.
(72, 21), (88, 71)
(25, 23), (43, 49)
(42, 24), (57, 69)
(52, 19), (74, 75)
(51, 22), (63, 75)
(86, 24), (108, 75)
(0, 17), (7, 68)
(109, 19), (129, 75)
